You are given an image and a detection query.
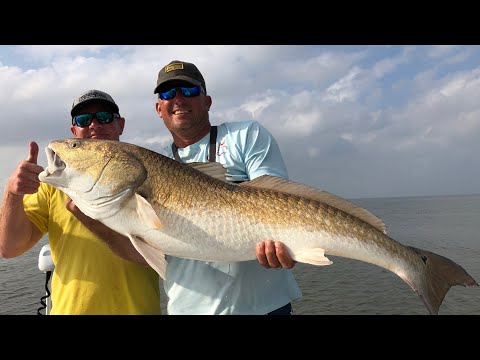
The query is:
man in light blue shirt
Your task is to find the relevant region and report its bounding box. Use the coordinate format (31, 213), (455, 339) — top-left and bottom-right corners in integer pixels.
(154, 60), (302, 314)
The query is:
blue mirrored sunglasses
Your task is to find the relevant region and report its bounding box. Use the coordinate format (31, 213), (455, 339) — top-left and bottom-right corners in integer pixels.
(72, 112), (120, 127)
(158, 85), (203, 100)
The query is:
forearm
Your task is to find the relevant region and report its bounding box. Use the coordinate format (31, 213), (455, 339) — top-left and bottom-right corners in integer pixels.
(0, 190), (39, 258)
(74, 210), (149, 266)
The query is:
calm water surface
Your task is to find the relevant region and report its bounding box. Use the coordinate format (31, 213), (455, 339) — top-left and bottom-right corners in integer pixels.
(1, 194), (479, 315)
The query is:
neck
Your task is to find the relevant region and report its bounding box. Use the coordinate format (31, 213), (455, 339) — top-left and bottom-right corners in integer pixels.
(171, 122), (211, 148)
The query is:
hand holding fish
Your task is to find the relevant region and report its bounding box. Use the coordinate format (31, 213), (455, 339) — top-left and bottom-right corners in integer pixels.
(256, 240), (296, 269)
(65, 196), (150, 265)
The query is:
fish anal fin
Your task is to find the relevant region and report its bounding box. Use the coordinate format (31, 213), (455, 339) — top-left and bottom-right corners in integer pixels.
(294, 248), (333, 266)
(135, 193), (163, 229)
(128, 234), (167, 280)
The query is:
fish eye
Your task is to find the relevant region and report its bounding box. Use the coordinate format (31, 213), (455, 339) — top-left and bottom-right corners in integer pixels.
(70, 141), (80, 148)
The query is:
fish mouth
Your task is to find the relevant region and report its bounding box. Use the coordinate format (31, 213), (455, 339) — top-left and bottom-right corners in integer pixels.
(38, 143), (112, 195)
(41, 146), (66, 178)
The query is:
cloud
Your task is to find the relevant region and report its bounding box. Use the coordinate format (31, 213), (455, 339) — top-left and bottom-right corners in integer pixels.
(1, 45), (480, 200)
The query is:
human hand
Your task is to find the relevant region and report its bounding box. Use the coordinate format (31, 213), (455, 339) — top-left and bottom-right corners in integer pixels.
(66, 197), (90, 220)
(66, 197), (101, 232)
(256, 240), (296, 269)
(65, 197), (78, 214)
(6, 141), (43, 196)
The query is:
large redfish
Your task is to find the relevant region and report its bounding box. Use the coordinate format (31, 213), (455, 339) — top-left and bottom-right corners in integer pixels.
(38, 138), (478, 315)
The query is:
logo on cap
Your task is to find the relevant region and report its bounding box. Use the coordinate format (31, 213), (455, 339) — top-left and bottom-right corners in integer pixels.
(165, 63), (184, 73)
(77, 91), (109, 102)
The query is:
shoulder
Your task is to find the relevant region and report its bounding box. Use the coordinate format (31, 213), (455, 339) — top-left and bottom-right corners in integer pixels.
(41, 182), (67, 197)
(219, 120), (263, 132)
(218, 120), (272, 140)
(24, 182), (56, 201)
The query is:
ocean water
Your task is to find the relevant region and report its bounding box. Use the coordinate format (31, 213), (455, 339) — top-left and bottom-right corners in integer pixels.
(1, 194), (479, 315)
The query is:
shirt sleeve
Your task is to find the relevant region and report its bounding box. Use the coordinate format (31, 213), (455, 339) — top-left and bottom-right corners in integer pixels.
(23, 182), (50, 235)
(242, 121), (289, 180)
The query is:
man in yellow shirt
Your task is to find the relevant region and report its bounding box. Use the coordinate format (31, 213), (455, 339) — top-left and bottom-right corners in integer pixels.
(0, 89), (161, 314)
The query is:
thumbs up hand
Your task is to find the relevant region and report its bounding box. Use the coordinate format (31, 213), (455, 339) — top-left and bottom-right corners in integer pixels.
(6, 141), (44, 196)
(26, 141), (39, 165)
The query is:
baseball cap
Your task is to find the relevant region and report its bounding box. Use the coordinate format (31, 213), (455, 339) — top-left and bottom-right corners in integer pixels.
(154, 60), (206, 94)
(71, 89), (120, 117)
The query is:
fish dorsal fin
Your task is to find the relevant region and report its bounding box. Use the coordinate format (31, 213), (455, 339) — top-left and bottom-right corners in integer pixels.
(240, 175), (387, 234)
(187, 162), (227, 181)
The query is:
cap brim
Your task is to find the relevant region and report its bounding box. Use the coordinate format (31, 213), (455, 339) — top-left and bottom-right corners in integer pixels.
(153, 75), (202, 94)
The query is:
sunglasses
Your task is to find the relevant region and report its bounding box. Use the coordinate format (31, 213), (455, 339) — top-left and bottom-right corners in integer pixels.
(158, 85), (204, 100)
(72, 112), (120, 127)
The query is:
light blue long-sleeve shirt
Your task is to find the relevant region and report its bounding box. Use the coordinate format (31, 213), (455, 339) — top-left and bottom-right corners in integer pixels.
(161, 120), (302, 314)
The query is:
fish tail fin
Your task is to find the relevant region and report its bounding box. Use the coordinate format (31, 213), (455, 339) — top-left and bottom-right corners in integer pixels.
(408, 246), (478, 315)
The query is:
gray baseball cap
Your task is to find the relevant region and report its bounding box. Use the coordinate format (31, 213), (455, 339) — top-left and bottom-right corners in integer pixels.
(154, 60), (206, 94)
(71, 89), (119, 117)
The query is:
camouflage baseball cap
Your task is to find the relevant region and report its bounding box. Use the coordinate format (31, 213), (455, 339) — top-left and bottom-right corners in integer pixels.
(154, 60), (206, 94)
(71, 89), (119, 116)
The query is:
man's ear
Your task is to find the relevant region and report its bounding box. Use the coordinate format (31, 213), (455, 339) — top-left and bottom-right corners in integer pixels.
(118, 117), (125, 134)
(155, 100), (163, 118)
(206, 95), (212, 111)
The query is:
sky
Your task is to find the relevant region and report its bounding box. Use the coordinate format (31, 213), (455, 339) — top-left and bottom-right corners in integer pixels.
(1, 45), (480, 200)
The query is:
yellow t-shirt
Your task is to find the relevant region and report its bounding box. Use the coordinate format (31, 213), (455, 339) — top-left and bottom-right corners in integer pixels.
(24, 182), (161, 315)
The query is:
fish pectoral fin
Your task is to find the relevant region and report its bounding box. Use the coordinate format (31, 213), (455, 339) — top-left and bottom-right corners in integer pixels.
(128, 234), (168, 280)
(294, 248), (333, 266)
(135, 193), (163, 229)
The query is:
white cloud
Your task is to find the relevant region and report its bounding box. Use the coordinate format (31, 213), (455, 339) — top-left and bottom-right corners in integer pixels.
(1, 45), (480, 199)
